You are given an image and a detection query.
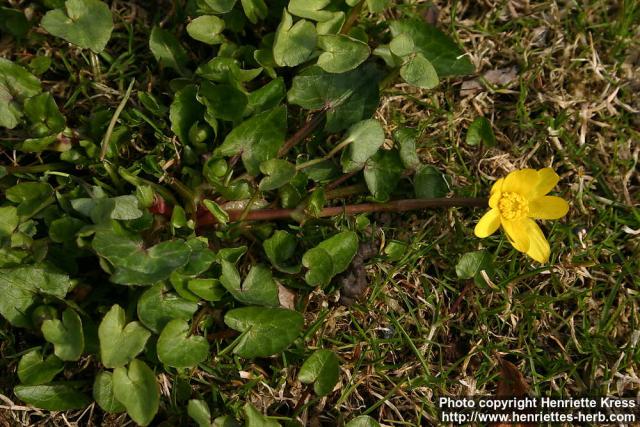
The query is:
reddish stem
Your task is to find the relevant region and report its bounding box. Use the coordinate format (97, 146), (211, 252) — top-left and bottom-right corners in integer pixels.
(197, 197), (488, 227)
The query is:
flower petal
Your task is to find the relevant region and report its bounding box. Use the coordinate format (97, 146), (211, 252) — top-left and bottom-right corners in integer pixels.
(502, 219), (530, 253)
(490, 178), (504, 195)
(524, 219), (551, 263)
(528, 196), (569, 219)
(489, 191), (501, 209)
(474, 209), (501, 238)
(531, 168), (560, 198)
(502, 169), (538, 198)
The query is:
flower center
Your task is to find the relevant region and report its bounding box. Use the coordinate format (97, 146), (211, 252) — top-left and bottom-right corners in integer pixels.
(498, 192), (529, 220)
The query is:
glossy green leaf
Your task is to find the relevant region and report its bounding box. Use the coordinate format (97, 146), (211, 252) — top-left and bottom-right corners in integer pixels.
(92, 228), (192, 285)
(49, 216), (85, 243)
(198, 81), (247, 122)
(41, 0), (114, 53)
(247, 78), (286, 115)
(170, 84), (205, 145)
(389, 33), (414, 57)
(289, 0), (333, 21)
(93, 371), (125, 413)
(203, 199), (230, 225)
(0, 206), (19, 238)
(188, 278), (226, 301)
(288, 63), (381, 132)
(6, 182), (54, 220)
(455, 250), (495, 286)
(240, 0), (267, 24)
(14, 384), (91, 411)
(187, 15), (225, 44)
(220, 261), (280, 306)
(149, 26), (189, 74)
(197, 57), (262, 84)
(389, 19), (474, 77)
(23, 93), (65, 137)
(112, 359), (159, 426)
(298, 349), (339, 396)
(17, 350), (64, 385)
(366, 0), (389, 13)
(345, 415), (380, 427)
(263, 230), (300, 273)
(363, 149), (404, 202)
(466, 116), (497, 146)
(0, 58), (41, 129)
(199, 0), (237, 13)
(157, 319), (209, 368)
(98, 305), (151, 368)
(0, 7), (30, 38)
(414, 165), (448, 199)
(316, 11), (345, 35)
(302, 231), (358, 287)
(259, 159), (296, 191)
(215, 106), (287, 176)
(340, 119), (386, 173)
(243, 403), (282, 427)
(394, 127), (420, 170)
(400, 53), (439, 89)
(224, 307), (304, 358)
(273, 10), (316, 67)
(41, 308), (84, 361)
(317, 34), (370, 73)
(0, 265), (72, 327)
(137, 283), (198, 333)
(188, 399), (212, 427)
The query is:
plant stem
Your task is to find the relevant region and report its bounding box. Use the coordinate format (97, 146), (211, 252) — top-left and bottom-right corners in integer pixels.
(4, 163), (70, 175)
(278, 112), (325, 158)
(197, 197), (488, 227)
(100, 79), (135, 161)
(341, 0), (365, 35)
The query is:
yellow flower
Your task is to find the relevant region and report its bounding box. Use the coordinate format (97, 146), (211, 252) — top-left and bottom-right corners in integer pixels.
(474, 168), (569, 263)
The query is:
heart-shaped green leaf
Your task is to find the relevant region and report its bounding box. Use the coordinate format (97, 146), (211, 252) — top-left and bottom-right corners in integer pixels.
(157, 319), (209, 368)
(41, 0), (114, 53)
(363, 149), (404, 202)
(317, 35), (370, 74)
(302, 231), (358, 287)
(298, 349), (339, 396)
(17, 350), (64, 385)
(340, 119), (385, 173)
(179, 238), (217, 276)
(0, 7), (30, 38)
(112, 359), (159, 426)
(6, 182), (54, 220)
(187, 15), (225, 45)
(400, 52), (439, 89)
(466, 116), (497, 146)
(92, 228), (192, 285)
(23, 92), (65, 137)
(455, 250), (495, 286)
(198, 81), (247, 122)
(393, 128), (420, 170)
(14, 384), (91, 411)
(259, 159), (296, 191)
(149, 26), (189, 75)
(215, 106), (287, 176)
(389, 19), (474, 77)
(170, 84), (205, 145)
(247, 78), (286, 115)
(243, 403), (282, 427)
(273, 10), (316, 67)
(263, 230), (300, 273)
(288, 63), (381, 132)
(188, 278), (226, 301)
(199, 0), (237, 13)
(203, 199), (230, 225)
(240, 0), (267, 24)
(188, 399), (212, 427)
(137, 283), (198, 333)
(41, 308), (84, 361)
(93, 371), (125, 413)
(289, 0), (333, 21)
(224, 307), (304, 358)
(345, 415), (380, 427)
(389, 33), (414, 57)
(0, 206), (19, 238)
(414, 165), (449, 199)
(220, 261), (280, 307)
(0, 265), (72, 327)
(0, 58), (42, 129)
(98, 305), (151, 368)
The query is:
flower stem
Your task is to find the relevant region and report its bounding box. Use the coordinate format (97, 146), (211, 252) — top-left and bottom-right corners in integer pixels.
(197, 197), (488, 227)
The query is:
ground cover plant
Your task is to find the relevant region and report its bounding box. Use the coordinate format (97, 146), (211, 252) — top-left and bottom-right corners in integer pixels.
(0, 0), (639, 425)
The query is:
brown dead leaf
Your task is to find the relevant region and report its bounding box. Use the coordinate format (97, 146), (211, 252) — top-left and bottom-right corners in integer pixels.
(460, 67), (519, 97)
(492, 357), (532, 427)
(278, 283), (296, 310)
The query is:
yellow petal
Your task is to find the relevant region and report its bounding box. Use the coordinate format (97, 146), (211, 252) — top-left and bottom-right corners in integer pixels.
(502, 169), (538, 198)
(474, 209), (501, 238)
(489, 191), (501, 209)
(502, 219), (530, 253)
(528, 196), (569, 219)
(490, 178), (504, 195)
(524, 219), (551, 263)
(531, 168), (560, 198)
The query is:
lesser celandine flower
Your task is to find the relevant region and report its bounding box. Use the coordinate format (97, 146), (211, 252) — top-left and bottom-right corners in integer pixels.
(474, 168), (569, 263)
